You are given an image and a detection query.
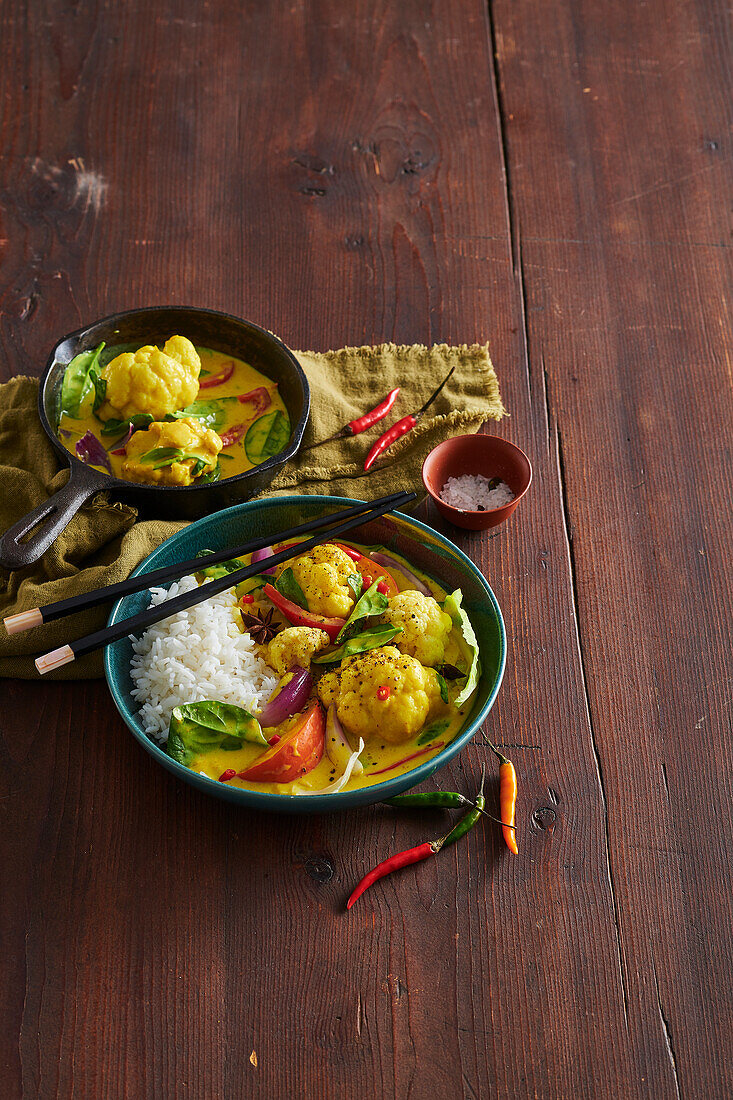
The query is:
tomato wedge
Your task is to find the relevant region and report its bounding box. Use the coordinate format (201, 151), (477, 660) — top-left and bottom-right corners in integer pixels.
(239, 703), (325, 782)
(237, 386), (272, 414)
(219, 422), (247, 447)
(333, 544), (399, 597)
(199, 362), (235, 388)
(262, 583), (346, 641)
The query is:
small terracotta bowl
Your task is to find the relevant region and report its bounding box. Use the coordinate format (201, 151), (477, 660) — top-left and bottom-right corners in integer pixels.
(422, 434), (532, 530)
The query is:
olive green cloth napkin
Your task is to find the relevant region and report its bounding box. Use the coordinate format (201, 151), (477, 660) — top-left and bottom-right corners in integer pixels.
(272, 343), (505, 498)
(0, 343), (504, 679)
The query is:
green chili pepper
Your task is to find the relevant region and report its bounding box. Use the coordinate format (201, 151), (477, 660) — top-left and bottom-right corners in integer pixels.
(442, 766), (486, 848)
(382, 791), (470, 809)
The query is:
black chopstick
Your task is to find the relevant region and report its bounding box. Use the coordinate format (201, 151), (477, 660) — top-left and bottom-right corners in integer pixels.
(5, 491), (410, 636)
(35, 491), (416, 674)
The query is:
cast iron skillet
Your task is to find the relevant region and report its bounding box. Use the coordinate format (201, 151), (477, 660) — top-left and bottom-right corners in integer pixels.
(0, 306), (310, 570)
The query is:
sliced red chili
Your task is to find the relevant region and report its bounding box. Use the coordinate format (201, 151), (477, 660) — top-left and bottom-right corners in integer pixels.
(240, 593), (255, 605)
(218, 769), (236, 783)
(377, 685), (390, 701)
(262, 583), (345, 641)
(367, 742), (446, 776)
(377, 579), (389, 594)
(337, 544), (362, 562)
(199, 362), (235, 388)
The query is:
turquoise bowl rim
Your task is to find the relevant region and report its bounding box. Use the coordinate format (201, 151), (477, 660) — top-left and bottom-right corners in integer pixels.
(104, 495), (507, 814)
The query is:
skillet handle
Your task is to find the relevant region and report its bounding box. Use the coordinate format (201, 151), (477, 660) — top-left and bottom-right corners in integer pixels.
(0, 462), (106, 570)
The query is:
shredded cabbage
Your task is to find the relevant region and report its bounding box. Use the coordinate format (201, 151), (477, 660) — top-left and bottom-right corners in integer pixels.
(301, 737), (365, 795)
(443, 589), (480, 706)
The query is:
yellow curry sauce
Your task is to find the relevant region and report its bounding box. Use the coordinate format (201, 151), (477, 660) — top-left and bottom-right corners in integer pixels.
(58, 343), (289, 483)
(188, 543), (477, 795)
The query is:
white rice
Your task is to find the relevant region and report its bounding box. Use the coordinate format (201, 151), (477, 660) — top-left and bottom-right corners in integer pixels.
(129, 575), (279, 742)
(440, 474), (515, 512)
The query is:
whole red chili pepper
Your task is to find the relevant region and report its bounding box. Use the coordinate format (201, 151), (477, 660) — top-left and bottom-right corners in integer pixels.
(486, 741), (519, 854)
(346, 838), (444, 909)
(363, 366), (455, 471)
(301, 388), (400, 452)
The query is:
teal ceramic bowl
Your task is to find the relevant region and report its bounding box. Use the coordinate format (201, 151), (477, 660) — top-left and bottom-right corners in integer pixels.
(104, 495), (506, 813)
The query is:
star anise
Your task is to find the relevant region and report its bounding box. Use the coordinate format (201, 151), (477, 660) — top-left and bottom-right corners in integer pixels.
(240, 606), (282, 645)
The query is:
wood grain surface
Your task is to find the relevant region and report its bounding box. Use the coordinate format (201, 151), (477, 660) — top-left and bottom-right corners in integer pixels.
(1, 1), (731, 1097)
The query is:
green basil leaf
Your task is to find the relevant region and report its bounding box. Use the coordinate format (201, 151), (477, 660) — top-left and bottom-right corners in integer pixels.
(59, 342), (105, 418)
(88, 367), (107, 414)
(244, 409), (291, 465)
(139, 446), (184, 469)
(198, 459), (222, 483)
(166, 725), (189, 764)
(97, 342), (140, 368)
(166, 701), (267, 765)
(100, 413), (154, 437)
(274, 567), (308, 609)
(443, 589), (480, 706)
(139, 447), (211, 471)
(347, 573), (363, 600)
(171, 398), (234, 432)
(313, 623), (402, 665)
(177, 700), (266, 742)
(336, 580), (390, 642)
(436, 671), (449, 705)
(417, 718), (452, 746)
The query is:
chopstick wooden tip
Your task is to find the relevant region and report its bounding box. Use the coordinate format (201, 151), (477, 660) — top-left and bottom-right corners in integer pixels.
(4, 608), (44, 635)
(35, 645), (75, 675)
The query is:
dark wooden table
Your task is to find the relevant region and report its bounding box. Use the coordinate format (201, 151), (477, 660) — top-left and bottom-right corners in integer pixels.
(1, 1), (731, 1097)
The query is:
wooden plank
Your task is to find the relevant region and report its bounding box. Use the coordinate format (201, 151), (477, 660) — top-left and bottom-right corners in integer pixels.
(492, 0), (733, 1096)
(0, 0), (729, 1098)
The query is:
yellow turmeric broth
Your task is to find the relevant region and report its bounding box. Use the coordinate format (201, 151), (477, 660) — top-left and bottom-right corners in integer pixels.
(188, 542), (477, 796)
(58, 342), (289, 484)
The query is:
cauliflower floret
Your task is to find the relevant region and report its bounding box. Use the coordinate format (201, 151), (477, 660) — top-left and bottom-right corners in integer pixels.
(317, 645), (442, 745)
(122, 417), (221, 486)
(382, 590), (453, 667)
(266, 627), (330, 675)
(101, 335), (201, 420)
(288, 544), (356, 618)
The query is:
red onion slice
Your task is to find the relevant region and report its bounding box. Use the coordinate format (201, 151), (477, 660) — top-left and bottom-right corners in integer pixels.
(75, 431), (112, 475)
(251, 545), (277, 575)
(257, 665), (312, 727)
(370, 551), (431, 595)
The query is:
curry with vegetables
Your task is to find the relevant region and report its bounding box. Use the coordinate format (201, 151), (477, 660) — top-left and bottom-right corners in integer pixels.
(56, 337), (290, 485)
(163, 540), (481, 795)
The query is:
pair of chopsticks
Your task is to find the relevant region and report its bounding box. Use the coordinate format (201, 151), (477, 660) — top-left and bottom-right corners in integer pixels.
(4, 491), (415, 676)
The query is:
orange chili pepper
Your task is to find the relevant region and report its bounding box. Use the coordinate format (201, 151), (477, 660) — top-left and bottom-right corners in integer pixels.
(486, 742), (519, 853)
